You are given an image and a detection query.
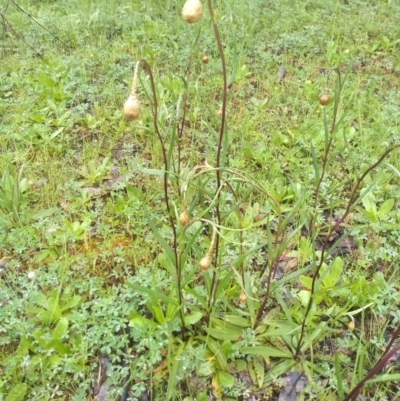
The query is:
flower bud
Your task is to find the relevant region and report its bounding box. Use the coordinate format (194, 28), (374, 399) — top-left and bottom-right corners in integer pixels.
(319, 93), (329, 106)
(182, 0), (203, 23)
(239, 292), (247, 304)
(199, 254), (212, 270)
(123, 94), (141, 120)
(179, 209), (189, 226)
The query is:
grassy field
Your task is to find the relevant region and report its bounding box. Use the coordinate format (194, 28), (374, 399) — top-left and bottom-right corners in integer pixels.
(1, 0), (400, 400)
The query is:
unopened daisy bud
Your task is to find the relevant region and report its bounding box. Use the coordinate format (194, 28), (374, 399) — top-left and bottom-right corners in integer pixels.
(199, 254), (212, 271)
(179, 209), (189, 226)
(319, 93), (329, 106)
(239, 292), (247, 304)
(28, 271), (35, 280)
(123, 94), (141, 120)
(182, 0), (203, 23)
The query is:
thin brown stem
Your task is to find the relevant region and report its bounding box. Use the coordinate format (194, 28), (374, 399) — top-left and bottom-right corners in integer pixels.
(176, 29), (201, 192)
(343, 341), (400, 401)
(205, 0), (228, 315)
(309, 69), (341, 233)
(136, 60), (184, 330)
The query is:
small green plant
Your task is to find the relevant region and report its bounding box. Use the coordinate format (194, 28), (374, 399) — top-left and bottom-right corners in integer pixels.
(0, 167), (28, 228)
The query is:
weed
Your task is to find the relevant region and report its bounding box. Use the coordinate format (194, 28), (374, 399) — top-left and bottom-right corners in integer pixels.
(1, 0), (400, 400)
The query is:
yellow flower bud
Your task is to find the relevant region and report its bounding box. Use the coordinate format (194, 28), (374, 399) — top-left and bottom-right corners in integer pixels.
(123, 94), (140, 120)
(182, 0), (203, 23)
(179, 209), (190, 226)
(199, 254), (212, 270)
(239, 292), (247, 304)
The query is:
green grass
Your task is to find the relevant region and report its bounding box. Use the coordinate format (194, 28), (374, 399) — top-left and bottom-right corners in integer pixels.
(1, 0), (400, 400)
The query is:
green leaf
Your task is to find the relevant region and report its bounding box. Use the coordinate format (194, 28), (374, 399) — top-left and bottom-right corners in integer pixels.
(31, 291), (50, 310)
(350, 276), (367, 299)
(51, 341), (71, 355)
(271, 266), (310, 291)
(43, 290), (62, 322)
(126, 182), (145, 201)
(367, 373), (400, 384)
(37, 309), (61, 325)
(259, 323), (301, 338)
(166, 343), (184, 401)
(52, 317), (68, 341)
(32, 330), (48, 348)
(234, 359), (247, 372)
(322, 257), (343, 288)
(220, 341), (233, 358)
(196, 391), (208, 401)
(242, 346), (292, 359)
(207, 327), (242, 341)
(212, 317), (244, 332)
(32, 207), (57, 221)
(16, 337), (32, 355)
(378, 198), (394, 217)
(298, 289), (311, 307)
(184, 311), (203, 326)
(299, 275), (312, 290)
(215, 270), (234, 299)
(217, 371), (235, 388)
(335, 352), (344, 400)
(252, 357), (265, 388)
(128, 283), (178, 306)
(264, 359), (297, 381)
(361, 191), (377, 214)
(211, 373), (222, 399)
(166, 302), (178, 320)
(198, 361), (216, 377)
(129, 312), (158, 329)
(248, 360), (258, 387)
(61, 295), (81, 312)
(136, 167), (164, 176)
(205, 337), (228, 371)
(223, 315), (250, 327)
(5, 383), (27, 401)
(48, 354), (62, 368)
(147, 301), (165, 324)
(31, 355), (43, 365)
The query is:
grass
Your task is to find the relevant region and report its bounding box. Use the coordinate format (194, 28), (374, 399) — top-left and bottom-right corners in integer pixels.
(1, 0), (400, 400)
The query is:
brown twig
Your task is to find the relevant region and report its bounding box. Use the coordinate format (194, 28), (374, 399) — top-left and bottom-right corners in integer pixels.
(205, 0), (228, 316)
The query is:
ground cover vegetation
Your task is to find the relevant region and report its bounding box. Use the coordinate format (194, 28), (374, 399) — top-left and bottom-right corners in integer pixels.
(1, 0), (400, 400)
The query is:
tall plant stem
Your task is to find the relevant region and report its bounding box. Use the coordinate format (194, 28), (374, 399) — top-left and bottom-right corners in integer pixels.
(205, 0), (228, 314)
(133, 60), (183, 329)
(176, 29), (202, 192)
(309, 68), (341, 233)
(295, 143), (400, 356)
